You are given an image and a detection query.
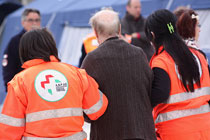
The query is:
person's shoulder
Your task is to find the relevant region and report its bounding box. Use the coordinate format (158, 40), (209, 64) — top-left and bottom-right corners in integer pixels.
(11, 30), (25, 40)
(127, 42), (144, 52)
(58, 62), (80, 72)
(85, 48), (100, 60)
(151, 51), (172, 67)
(7, 30), (25, 47)
(121, 13), (129, 23)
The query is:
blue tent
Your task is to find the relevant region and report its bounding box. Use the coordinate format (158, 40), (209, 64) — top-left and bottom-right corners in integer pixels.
(0, 0), (21, 25)
(0, 0), (210, 106)
(1, 0), (210, 52)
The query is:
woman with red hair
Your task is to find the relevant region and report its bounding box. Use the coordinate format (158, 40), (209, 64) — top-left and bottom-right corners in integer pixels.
(176, 9), (201, 49)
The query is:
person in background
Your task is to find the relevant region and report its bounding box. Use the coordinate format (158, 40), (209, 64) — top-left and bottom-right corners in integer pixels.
(2, 8), (41, 91)
(146, 9), (210, 140)
(78, 32), (98, 67)
(175, 8), (210, 72)
(81, 9), (156, 140)
(0, 28), (108, 139)
(121, 0), (154, 61)
(121, 0), (145, 41)
(176, 9), (200, 47)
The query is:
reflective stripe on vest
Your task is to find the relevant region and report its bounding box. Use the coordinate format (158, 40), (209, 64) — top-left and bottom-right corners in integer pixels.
(155, 104), (210, 123)
(165, 87), (210, 104)
(0, 114), (25, 127)
(26, 90), (103, 122)
(22, 131), (87, 140)
(83, 90), (103, 114)
(26, 108), (83, 123)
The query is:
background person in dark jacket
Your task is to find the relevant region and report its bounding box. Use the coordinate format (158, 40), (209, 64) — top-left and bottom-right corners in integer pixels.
(2, 8), (41, 91)
(121, 0), (154, 61)
(81, 9), (156, 140)
(121, 0), (145, 40)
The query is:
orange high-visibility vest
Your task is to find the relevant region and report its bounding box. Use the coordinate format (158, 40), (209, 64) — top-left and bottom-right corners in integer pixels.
(125, 34), (132, 43)
(83, 33), (98, 54)
(0, 56), (108, 140)
(150, 47), (210, 140)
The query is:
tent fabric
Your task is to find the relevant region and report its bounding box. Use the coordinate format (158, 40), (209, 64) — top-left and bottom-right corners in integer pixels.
(0, 0), (20, 5)
(58, 26), (92, 66)
(0, 2), (22, 25)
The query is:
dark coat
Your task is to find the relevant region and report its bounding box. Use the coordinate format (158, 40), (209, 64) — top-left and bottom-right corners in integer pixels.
(121, 12), (145, 36)
(2, 30), (25, 91)
(121, 12), (155, 61)
(81, 37), (156, 140)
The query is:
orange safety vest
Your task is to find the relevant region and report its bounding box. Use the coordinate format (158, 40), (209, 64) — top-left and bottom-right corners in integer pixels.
(124, 34), (132, 43)
(83, 33), (98, 54)
(0, 56), (108, 140)
(150, 47), (210, 140)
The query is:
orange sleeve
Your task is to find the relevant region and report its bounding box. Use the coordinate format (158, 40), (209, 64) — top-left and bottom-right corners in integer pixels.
(0, 77), (26, 139)
(79, 70), (108, 120)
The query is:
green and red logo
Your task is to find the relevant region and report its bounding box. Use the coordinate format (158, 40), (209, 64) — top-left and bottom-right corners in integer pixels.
(35, 69), (68, 102)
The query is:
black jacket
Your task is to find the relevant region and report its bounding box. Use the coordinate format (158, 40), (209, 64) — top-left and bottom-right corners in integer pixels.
(2, 30), (25, 91)
(81, 37), (156, 140)
(121, 12), (145, 36)
(121, 12), (155, 61)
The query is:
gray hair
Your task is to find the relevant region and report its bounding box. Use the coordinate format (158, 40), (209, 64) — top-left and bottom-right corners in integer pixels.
(21, 8), (40, 21)
(89, 9), (120, 37)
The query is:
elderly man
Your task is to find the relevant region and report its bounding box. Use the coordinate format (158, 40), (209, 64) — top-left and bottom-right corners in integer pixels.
(2, 8), (41, 91)
(81, 9), (156, 140)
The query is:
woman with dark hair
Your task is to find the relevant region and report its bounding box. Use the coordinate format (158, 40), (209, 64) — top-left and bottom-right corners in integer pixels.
(0, 28), (108, 139)
(145, 9), (210, 140)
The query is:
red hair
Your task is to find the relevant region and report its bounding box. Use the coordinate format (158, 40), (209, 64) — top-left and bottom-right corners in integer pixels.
(176, 9), (198, 39)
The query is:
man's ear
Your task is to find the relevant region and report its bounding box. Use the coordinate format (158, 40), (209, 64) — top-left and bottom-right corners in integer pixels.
(93, 29), (98, 38)
(119, 24), (121, 35)
(93, 29), (100, 44)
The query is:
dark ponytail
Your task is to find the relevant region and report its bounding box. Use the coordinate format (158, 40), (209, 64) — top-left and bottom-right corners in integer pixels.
(145, 9), (200, 92)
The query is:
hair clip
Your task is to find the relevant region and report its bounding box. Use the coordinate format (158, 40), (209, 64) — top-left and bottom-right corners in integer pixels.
(167, 22), (174, 34)
(191, 14), (199, 20)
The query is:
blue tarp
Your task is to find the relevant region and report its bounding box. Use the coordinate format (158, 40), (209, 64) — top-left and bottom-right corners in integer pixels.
(0, 0), (20, 5)
(0, 0), (210, 104)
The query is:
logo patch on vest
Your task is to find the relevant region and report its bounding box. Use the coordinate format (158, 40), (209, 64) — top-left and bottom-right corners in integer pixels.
(35, 69), (68, 102)
(92, 39), (99, 46)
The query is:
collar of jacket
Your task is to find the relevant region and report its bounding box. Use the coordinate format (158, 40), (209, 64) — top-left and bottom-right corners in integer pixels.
(21, 55), (59, 69)
(157, 46), (164, 55)
(101, 36), (119, 46)
(21, 29), (26, 34)
(106, 36), (118, 42)
(125, 11), (141, 21)
(149, 46), (164, 66)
